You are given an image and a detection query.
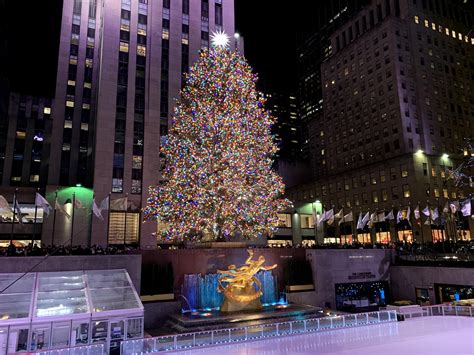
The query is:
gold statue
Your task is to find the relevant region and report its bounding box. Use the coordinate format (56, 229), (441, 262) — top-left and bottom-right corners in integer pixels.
(217, 249), (277, 312)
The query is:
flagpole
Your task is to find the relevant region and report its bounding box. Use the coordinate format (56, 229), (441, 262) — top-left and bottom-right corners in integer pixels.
(106, 192), (111, 248)
(52, 191), (58, 246)
(70, 192), (76, 248)
(123, 193), (128, 246)
(10, 188), (18, 244)
(88, 193), (94, 247)
(32, 188), (39, 245)
(418, 201), (424, 246)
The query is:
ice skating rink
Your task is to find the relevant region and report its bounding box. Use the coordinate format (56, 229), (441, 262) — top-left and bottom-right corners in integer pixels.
(179, 316), (474, 355)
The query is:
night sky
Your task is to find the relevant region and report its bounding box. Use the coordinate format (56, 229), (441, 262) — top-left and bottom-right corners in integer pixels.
(5, 0), (317, 98)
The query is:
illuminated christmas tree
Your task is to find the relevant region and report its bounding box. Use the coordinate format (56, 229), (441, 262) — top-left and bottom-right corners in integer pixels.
(144, 31), (292, 242)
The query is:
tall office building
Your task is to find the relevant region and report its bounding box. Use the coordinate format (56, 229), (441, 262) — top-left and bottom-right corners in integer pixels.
(297, 1), (369, 168)
(290, 0), (474, 244)
(42, 0), (236, 247)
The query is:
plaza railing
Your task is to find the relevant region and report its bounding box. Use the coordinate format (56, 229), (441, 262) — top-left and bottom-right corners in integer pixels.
(33, 343), (105, 355)
(422, 304), (474, 318)
(121, 310), (397, 354)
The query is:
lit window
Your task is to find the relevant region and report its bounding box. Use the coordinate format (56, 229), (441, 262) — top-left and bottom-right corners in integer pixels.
(438, 25), (442, 33)
(471, 38), (474, 45)
(66, 100), (75, 107)
(81, 123), (88, 131)
(458, 33), (462, 41)
(443, 189), (448, 198)
(181, 37), (189, 45)
(120, 24), (130, 32)
(30, 175), (40, 182)
(162, 29), (169, 40)
(414, 16), (419, 24)
(132, 155), (143, 169)
(84, 82), (92, 89)
(85, 58), (93, 68)
(119, 41), (129, 52)
(16, 131), (26, 139)
(403, 185), (410, 198)
(452, 30), (456, 38)
(64, 120), (73, 128)
(277, 213), (292, 228)
(62, 143), (71, 151)
(137, 45), (146, 56)
(69, 56), (78, 65)
(434, 188), (440, 198)
(424, 20), (429, 28)
(431, 23), (436, 30)
(68, 80), (76, 86)
(445, 28), (450, 36)
(43, 107), (51, 114)
(465, 36), (469, 43)
(82, 103), (90, 110)
(137, 28), (146, 36)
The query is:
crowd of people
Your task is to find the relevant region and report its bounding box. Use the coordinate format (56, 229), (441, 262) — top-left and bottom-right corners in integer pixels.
(0, 240), (472, 258)
(0, 243), (138, 257)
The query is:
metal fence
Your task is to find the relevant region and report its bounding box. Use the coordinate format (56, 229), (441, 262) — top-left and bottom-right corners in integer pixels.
(121, 310), (397, 354)
(33, 343), (105, 355)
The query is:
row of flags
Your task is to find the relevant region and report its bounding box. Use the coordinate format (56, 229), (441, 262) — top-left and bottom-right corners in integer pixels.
(0, 193), (131, 222)
(315, 199), (473, 230)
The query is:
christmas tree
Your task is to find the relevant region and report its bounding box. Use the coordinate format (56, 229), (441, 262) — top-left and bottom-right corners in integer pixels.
(144, 31), (292, 242)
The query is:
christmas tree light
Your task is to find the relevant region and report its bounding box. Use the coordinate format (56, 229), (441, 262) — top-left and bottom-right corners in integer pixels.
(144, 40), (292, 242)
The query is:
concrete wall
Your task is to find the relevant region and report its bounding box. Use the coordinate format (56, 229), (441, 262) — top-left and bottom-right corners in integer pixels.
(305, 249), (394, 308)
(390, 265), (474, 305)
(0, 254), (142, 290)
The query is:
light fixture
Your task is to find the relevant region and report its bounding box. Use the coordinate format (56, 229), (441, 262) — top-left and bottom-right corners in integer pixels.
(76, 183), (82, 187)
(442, 153), (449, 159)
(234, 32), (240, 39)
(416, 149), (424, 155)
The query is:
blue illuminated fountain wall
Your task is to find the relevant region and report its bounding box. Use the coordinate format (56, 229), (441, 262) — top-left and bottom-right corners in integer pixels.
(181, 271), (279, 311)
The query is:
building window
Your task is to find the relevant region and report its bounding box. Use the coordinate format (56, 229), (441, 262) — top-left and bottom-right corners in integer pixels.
(277, 213), (291, 228)
(381, 189), (388, 202)
(401, 165), (408, 177)
(403, 185), (410, 198)
(108, 212), (140, 245)
(300, 214), (314, 229)
(372, 191), (379, 203)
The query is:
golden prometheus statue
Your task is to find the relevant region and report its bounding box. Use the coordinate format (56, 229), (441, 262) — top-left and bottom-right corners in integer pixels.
(217, 249), (277, 312)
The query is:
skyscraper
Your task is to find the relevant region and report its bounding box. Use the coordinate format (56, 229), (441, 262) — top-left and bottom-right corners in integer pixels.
(42, 0), (236, 247)
(291, 0), (474, 244)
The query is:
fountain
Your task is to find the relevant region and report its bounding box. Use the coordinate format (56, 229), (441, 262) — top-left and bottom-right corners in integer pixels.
(181, 270), (277, 312)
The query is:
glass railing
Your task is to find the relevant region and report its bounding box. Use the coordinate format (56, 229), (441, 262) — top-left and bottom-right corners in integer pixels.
(121, 310), (397, 354)
(33, 343), (105, 355)
(423, 305), (474, 317)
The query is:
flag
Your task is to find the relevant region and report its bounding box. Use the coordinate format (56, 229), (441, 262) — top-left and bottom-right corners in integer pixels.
(431, 208), (439, 221)
(35, 193), (52, 216)
(14, 198), (23, 224)
(414, 205), (420, 219)
(110, 197), (127, 211)
(55, 199), (71, 219)
(92, 199), (104, 220)
(442, 201), (450, 214)
(449, 201), (459, 214)
(396, 210), (403, 224)
(357, 212), (370, 229)
(317, 209), (326, 226)
(368, 212), (378, 228)
(99, 196), (109, 211)
(334, 209), (343, 219)
(0, 195), (10, 212)
(406, 206), (412, 226)
(377, 212), (386, 222)
(339, 211), (353, 225)
(422, 206), (430, 217)
(326, 209), (335, 225)
(74, 197), (85, 209)
(384, 210), (395, 221)
(461, 200), (471, 217)
(424, 217), (431, 225)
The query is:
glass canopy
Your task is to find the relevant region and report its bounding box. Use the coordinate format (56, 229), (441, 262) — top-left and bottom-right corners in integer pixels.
(0, 269), (143, 325)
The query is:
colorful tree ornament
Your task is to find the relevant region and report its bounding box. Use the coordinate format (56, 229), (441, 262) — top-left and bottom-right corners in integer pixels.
(144, 35), (292, 242)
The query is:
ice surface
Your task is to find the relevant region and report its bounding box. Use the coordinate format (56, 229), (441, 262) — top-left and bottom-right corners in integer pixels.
(180, 316), (474, 355)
